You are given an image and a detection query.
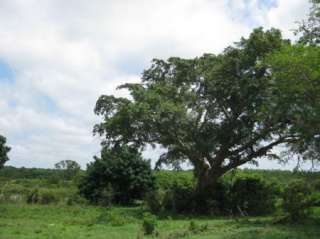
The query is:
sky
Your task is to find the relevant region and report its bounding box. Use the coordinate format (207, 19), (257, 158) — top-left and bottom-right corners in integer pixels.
(0, 0), (313, 170)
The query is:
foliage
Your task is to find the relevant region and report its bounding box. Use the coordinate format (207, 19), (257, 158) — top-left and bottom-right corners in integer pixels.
(79, 145), (155, 205)
(66, 193), (87, 206)
(142, 212), (157, 235)
(282, 180), (315, 221)
(93, 27), (320, 196)
(162, 176), (195, 213)
(230, 176), (278, 216)
(144, 189), (167, 214)
(96, 209), (130, 226)
(54, 160), (81, 181)
(26, 189), (40, 204)
(0, 135), (10, 169)
(265, 45), (320, 164)
(296, 0), (320, 45)
(26, 189), (59, 204)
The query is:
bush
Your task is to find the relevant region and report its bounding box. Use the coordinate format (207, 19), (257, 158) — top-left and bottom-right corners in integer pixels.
(26, 189), (59, 204)
(230, 176), (278, 215)
(144, 189), (166, 214)
(282, 180), (314, 221)
(146, 179), (229, 215)
(39, 190), (58, 204)
(66, 193), (87, 206)
(142, 212), (157, 235)
(79, 145), (155, 205)
(26, 189), (40, 204)
(312, 179), (320, 192)
(163, 181), (194, 213)
(98, 184), (114, 207)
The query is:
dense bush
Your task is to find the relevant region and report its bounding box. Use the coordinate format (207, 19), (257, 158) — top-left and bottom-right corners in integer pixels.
(163, 179), (194, 213)
(79, 145), (155, 205)
(282, 180), (314, 221)
(26, 189), (40, 204)
(146, 175), (279, 216)
(146, 179), (228, 215)
(26, 189), (59, 204)
(229, 176), (278, 215)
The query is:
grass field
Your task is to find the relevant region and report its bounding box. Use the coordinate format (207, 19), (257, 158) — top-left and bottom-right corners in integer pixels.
(0, 203), (319, 239)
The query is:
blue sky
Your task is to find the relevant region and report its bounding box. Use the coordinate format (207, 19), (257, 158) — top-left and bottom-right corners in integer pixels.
(0, 0), (312, 169)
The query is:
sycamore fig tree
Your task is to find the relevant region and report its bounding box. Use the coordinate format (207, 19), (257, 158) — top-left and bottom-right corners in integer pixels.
(0, 135), (10, 169)
(94, 28), (320, 195)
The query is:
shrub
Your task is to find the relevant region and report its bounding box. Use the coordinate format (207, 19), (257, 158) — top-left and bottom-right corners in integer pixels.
(282, 180), (314, 221)
(142, 212), (157, 235)
(26, 189), (40, 204)
(39, 190), (58, 204)
(312, 179), (320, 192)
(66, 193), (87, 206)
(26, 189), (59, 204)
(79, 145), (155, 205)
(98, 183), (114, 207)
(163, 181), (194, 213)
(145, 179), (228, 215)
(144, 189), (166, 214)
(230, 176), (278, 215)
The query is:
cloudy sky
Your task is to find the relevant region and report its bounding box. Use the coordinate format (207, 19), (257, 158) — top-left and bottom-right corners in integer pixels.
(0, 0), (312, 169)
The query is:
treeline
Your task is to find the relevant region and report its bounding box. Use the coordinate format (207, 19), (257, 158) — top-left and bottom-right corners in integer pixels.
(0, 166), (71, 180)
(1, 166), (320, 185)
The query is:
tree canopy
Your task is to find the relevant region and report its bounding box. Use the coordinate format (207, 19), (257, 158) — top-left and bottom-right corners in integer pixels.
(297, 0), (320, 45)
(79, 145), (155, 205)
(0, 135), (10, 169)
(94, 28), (320, 194)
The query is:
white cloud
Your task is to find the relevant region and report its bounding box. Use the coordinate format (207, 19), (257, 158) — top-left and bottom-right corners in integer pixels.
(0, 0), (312, 169)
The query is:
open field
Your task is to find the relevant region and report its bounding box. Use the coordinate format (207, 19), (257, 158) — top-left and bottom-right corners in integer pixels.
(0, 203), (319, 239)
(1, 167), (320, 238)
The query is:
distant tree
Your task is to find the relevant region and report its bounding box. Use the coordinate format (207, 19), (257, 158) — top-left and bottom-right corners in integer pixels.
(79, 145), (155, 205)
(0, 135), (10, 169)
(93, 28), (320, 198)
(54, 160), (81, 180)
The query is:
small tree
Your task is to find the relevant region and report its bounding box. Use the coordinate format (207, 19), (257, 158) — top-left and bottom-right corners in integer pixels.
(79, 145), (155, 205)
(0, 135), (10, 169)
(54, 160), (81, 180)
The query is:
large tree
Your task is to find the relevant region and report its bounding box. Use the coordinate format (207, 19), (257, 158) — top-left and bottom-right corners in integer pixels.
(0, 135), (10, 169)
(94, 28), (320, 195)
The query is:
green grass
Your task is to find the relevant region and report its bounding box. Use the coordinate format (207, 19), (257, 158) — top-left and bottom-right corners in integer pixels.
(0, 203), (319, 239)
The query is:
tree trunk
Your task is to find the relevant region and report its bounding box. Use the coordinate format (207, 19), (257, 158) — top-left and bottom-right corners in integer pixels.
(194, 167), (225, 199)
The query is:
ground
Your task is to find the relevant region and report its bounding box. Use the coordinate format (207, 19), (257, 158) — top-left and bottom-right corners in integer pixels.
(0, 204), (319, 239)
